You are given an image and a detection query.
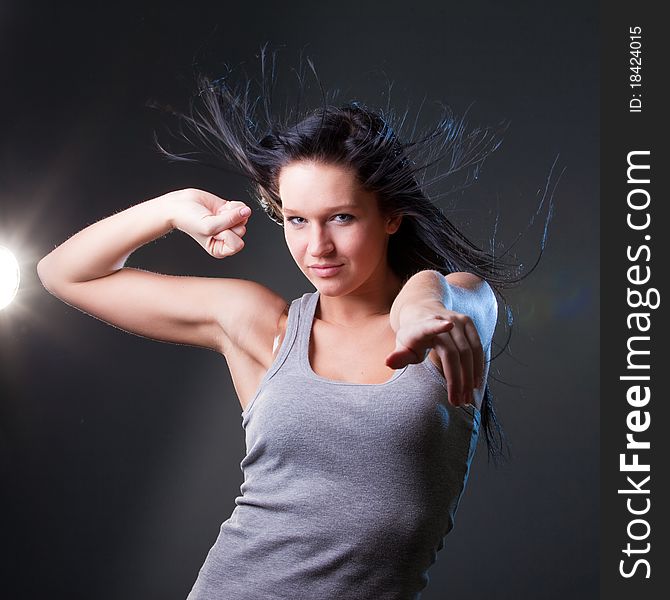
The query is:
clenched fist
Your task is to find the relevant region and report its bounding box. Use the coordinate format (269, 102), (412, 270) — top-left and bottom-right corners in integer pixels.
(165, 188), (252, 258)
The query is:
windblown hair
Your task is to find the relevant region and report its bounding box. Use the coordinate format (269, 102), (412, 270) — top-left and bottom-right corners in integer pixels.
(149, 44), (558, 466)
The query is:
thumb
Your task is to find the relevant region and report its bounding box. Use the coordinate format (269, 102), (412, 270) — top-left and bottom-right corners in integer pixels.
(385, 318), (453, 368)
(206, 207), (250, 236)
(428, 316), (454, 332)
(385, 339), (423, 369)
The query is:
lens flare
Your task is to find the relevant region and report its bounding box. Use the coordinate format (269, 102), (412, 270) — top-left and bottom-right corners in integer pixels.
(0, 245), (20, 309)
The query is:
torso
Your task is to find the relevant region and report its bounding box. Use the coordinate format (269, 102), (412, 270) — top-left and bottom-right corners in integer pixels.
(222, 302), (446, 413)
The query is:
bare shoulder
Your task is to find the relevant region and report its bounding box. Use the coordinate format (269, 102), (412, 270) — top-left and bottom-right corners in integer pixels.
(445, 272), (497, 316)
(445, 271), (486, 290)
(441, 270), (499, 353)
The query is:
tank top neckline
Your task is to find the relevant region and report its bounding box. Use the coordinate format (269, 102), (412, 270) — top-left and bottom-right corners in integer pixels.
(299, 290), (409, 387)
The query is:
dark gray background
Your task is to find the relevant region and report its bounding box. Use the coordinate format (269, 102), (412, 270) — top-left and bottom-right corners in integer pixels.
(0, 1), (598, 598)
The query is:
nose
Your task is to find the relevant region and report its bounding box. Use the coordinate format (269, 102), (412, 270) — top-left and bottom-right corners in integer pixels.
(307, 224), (335, 257)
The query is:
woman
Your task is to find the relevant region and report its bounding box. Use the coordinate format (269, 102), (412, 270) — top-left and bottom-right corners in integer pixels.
(37, 52), (528, 599)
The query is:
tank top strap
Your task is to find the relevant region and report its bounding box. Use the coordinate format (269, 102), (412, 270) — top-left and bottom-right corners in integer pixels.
(269, 293), (305, 372)
(240, 293), (306, 419)
(296, 290), (320, 360)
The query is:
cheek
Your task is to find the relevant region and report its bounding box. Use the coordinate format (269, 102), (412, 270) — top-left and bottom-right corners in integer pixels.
(284, 232), (305, 262)
(344, 235), (368, 258)
(346, 225), (386, 258)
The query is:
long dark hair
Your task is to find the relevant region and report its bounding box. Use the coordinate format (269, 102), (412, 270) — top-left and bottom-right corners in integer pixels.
(149, 44), (558, 465)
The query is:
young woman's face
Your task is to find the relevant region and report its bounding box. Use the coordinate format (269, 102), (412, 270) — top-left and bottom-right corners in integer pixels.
(278, 160), (401, 296)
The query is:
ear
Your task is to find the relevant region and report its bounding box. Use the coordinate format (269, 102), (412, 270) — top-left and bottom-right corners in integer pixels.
(386, 214), (402, 235)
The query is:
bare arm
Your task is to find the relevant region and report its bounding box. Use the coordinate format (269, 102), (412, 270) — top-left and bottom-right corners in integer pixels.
(390, 270), (498, 352)
(37, 189), (287, 357)
(38, 195), (173, 285)
(388, 269), (498, 407)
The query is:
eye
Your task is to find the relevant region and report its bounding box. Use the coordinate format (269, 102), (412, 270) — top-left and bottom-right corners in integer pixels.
(332, 214), (354, 223)
(286, 216), (306, 226)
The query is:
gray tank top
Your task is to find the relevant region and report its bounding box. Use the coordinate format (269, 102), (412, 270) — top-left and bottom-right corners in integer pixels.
(187, 290), (483, 600)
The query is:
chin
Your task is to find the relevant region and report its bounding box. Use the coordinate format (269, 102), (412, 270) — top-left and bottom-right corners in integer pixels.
(308, 276), (350, 297)
(311, 280), (342, 296)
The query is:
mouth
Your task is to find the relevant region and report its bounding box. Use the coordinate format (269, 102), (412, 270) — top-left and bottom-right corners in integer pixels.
(309, 264), (343, 277)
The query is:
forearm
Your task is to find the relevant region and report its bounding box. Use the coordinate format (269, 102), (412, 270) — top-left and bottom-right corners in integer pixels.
(389, 270), (452, 331)
(390, 270), (497, 349)
(37, 193), (175, 289)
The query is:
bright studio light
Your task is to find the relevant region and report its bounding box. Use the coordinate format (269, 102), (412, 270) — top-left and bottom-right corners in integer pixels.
(0, 245), (20, 309)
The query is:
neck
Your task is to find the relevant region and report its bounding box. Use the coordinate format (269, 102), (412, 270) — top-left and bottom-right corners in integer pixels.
(315, 268), (403, 327)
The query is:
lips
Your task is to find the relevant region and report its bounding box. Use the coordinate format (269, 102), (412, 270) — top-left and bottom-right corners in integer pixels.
(309, 264), (343, 277)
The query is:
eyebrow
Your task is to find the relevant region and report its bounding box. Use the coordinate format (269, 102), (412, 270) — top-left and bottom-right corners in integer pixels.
(282, 204), (358, 216)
